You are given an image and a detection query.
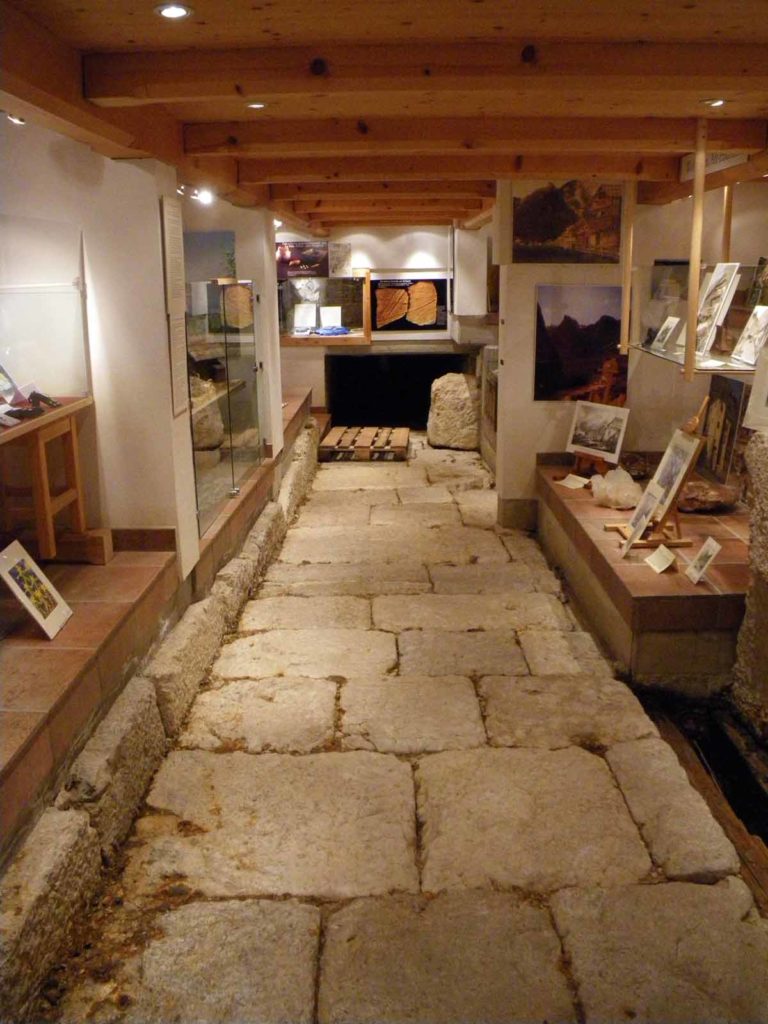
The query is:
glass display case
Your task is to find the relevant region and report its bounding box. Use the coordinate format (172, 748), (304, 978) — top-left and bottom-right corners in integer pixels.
(278, 271), (370, 345)
(186, 279), (263, 535)
(632, 261), (767, 375)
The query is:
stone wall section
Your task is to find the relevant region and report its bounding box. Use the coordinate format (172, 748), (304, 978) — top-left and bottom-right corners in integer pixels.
(734, 432), (768, 737)
(0, 418), (319, 1022)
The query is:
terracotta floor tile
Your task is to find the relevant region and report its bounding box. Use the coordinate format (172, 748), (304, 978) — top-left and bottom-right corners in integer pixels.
(706, 562), (752, 595)
(0, 647), (94, 711)
(109, 550), (174, 568)
(3, 602), (127, 650)
(0, 722), (54, 840)
(48, 664), (101, 765)
(45, 564), (159, 604)
(0, 709), (46, 769)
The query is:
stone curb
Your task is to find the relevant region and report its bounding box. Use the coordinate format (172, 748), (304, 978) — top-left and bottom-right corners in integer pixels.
(278, 417), (319, 523)
(55, 676), (167, 859)
(0, 808), (101, 1022)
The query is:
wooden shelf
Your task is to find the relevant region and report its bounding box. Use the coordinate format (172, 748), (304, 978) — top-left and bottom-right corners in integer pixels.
(280, 331), (369, 348)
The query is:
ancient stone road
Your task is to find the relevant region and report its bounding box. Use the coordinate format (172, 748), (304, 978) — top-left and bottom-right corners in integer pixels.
(54, 439), (768, 1023)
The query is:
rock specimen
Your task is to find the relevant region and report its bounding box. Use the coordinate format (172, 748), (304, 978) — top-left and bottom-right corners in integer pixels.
(427, 373), (480, 450)
(677, 479), (740, 513)
(375, 287), (408, 327)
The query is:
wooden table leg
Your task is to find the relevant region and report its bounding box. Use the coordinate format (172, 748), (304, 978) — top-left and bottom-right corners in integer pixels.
(29, 430), (56, 559)
(63, 415), (86, 534)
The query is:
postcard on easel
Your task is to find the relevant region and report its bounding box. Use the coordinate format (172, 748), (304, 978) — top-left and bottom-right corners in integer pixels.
(620, 482), (664, 558)
(0, 541), (72, 639)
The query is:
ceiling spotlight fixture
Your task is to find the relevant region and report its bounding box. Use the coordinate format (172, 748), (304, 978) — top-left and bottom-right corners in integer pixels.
(192, 188), (214, 205)
(247, 102), (267, 110)
(273, 219), (283, 229)
(176, 183), (187, 195)
(154, 4), (194, 19)
(702, 98), (725, 108)
(7, 114), (26, 125)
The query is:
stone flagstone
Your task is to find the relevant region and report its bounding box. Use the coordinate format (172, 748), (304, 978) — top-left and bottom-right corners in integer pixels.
(370, 502), (460, 527)
(340, 676), (485, 753)
(260, 561), (431, 597)
(212, 628), (397, 682)
(313, 465), (428, 490)
(519, 629), (614, 676)
(399, 629), (529, 677)
(301, 488), (399, 509)
(607, 736), (739, 881)
(397, 485), (453, 504)
(179, 677), (337, 753)
(125, 750), (418, 899)
(454, 489), (498, 528)
(374, 593), (571, 632)
(239, 595), (371, 631)
(279, 525), (509, 565)
(417, 747), (650, 892)
(429, 561), (560, 595)
(295, 502), (371, 528)
(480, 675), (658, 750)
(62, 900), (320, 1024)
(319, 892), (576, 1024)
(551, 878), (768, 1024)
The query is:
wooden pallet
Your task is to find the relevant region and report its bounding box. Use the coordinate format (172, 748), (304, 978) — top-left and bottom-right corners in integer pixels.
(319, 425), (410, 461)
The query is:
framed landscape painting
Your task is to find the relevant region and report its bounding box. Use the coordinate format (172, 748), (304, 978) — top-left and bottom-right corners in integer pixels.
(513, 181), (622, 263)
(566, 400), (630, 464)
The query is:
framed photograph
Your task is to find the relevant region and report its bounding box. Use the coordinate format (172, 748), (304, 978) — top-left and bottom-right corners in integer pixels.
(743, 348), (768, 432)
(275, 241), (329, 280)
(566, 400), (630, 465)
(0, 540), (72, 639)
(513, 181), (622, 263)
(620, 480), (664, 558)
(696, 262), (741, 355)
(650, 315), (683, 354)
(698, 374), (751, 483)
(645, 428), (703, 523)
(731, 305), (768, 366)
(534, 284), (624, 400)
(685, 537), (722, 584)
(371, 273), (450, 337)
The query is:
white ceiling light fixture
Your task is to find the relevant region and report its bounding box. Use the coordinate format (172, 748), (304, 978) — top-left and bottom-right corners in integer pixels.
(273, 219), (283, 229)
(247, 102), (267, 110)
(192, 188), (214, 205)
(154, 4), (194, 19)
(702, 98), (726, 108)
(7, 114), (26, 125)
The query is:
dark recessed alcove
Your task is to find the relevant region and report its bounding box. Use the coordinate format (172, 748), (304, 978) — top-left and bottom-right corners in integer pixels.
(326, 353), (470, 428)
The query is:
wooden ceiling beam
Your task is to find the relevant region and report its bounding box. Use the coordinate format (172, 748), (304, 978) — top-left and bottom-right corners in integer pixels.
(83, 41), (768, 106)
(292, 198), (485, 214)
(639, 149), (768, 203)
(185, 117), (766, 158)
(305, 210), (472, 220)
(269, 181), (496, 200)
(240, 153), (680, 184)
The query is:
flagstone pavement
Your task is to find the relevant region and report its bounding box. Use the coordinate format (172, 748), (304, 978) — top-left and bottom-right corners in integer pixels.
(52, 438), (768, 1024)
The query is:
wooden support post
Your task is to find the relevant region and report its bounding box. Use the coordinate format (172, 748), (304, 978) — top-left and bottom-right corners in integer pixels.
(721, 183), (733, 262)
(619, 179), (637, 355)
(685, 118), (708, 382)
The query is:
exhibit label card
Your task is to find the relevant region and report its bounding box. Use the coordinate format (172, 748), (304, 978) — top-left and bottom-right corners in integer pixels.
(645, 545), (677, 574)
(556, 474), (591, 489)
(0, 540), (72, 639)
(685, 537), (722, 584)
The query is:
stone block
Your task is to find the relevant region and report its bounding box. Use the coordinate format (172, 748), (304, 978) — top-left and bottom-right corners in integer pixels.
(240, 502), (287, 581)
(454, 488), (498, 528)
(239, 595), (371, 631)
(340, 676), (485, 753)
(373, 593), (570, 632)
(0, 809), (101, 1021)
(551, 878), (768, 1024)
(606, 736), (739, 881)
(260, 561), (431, 598)
(55, 676), (166, 856)
(125, 750), (418, 899)
(144, 594), (227, 737)
(370, 503), (460, 527)
(313, 465), (428, 490)
(426, 373), (480, 450)
(398, 629), (529, 677)
(318, 892), (576, 1023)
(279, 525), (508, 566)
(417, 747), (650, 892)
(481, 674), (657, 750)
(211, 556), (256, 630)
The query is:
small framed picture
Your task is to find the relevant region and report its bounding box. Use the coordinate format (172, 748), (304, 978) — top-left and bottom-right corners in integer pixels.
(0, 541), (72, 639)
(566, 400), (630, 465)
(620, 481), (664, 558)
(650, 315), (683, 354)
(685, 537), (722, 584)
(645, 428), (703, 523)
(743, 348), (768, 432)
(731, 305), (768, 366)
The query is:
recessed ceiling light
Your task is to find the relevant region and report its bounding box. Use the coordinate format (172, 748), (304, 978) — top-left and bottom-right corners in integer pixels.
(702, 98), (725, 108)
(192, 188), (214, 205)
(247, 102), (267, 110)
(154, 4), (194, 19)
(7, 114), (26, 125)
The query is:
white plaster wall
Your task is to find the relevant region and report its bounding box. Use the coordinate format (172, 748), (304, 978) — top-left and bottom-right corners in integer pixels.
(182, 201), (284, 454)
(0, 122), (199, 575)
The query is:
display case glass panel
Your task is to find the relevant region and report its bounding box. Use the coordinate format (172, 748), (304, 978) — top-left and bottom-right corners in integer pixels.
(187, 279), (262, 536)
(278, 273), (369, 342)
(633, 262), (766, 374)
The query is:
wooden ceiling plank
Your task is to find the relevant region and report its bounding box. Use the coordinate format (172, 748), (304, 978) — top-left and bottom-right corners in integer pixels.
(239, 153), (680, 184)
(639, 149), (768, 203)
(292, 198), (485, 213)
(269, 181), (496, 200)
(84, 42), (768, 106)
(184, 117), (766, 157)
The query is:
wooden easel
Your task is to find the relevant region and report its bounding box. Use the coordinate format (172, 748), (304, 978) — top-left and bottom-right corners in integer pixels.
(605, 397), (709, 551)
